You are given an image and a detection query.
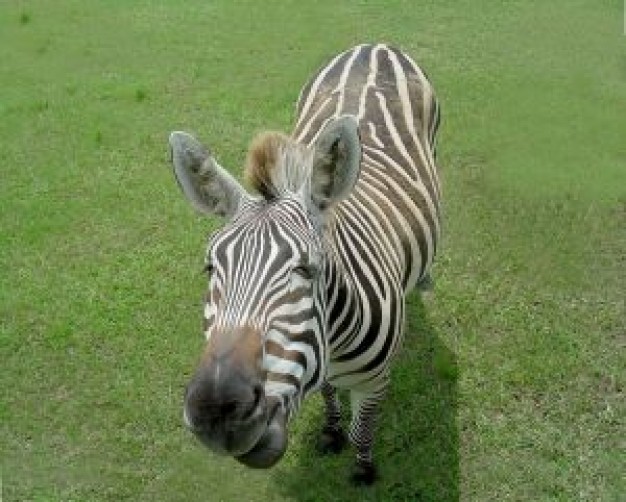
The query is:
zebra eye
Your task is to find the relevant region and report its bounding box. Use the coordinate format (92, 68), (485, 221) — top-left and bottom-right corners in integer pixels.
(293, 264), (315, 280)
(202, 263), (214, 277)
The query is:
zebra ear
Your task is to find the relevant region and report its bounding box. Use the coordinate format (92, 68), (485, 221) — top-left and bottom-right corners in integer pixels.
(169, 131), (246, 218)
(310, 115), (362, 211)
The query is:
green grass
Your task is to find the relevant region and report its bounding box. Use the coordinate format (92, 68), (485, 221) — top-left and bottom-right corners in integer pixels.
(1, 1), (624, 500)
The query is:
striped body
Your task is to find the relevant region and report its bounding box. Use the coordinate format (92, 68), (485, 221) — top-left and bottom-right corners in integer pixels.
(294, 43), (441, 393)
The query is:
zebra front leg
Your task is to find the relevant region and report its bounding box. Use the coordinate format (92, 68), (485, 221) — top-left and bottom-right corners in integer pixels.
(317, 381), (347, 454)
(348, 387), (386, 485)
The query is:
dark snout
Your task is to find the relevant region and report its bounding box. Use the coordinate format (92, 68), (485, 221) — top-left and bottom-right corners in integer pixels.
(183, 361), (287, 468)
(184, 362), (266, 455)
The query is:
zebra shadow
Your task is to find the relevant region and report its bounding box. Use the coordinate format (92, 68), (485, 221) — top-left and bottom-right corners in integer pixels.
(273, 291), (459, 502)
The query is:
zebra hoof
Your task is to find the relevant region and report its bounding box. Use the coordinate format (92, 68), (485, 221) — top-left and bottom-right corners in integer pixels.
(316, 426), (347, 454)
(350, 460), (377, 486)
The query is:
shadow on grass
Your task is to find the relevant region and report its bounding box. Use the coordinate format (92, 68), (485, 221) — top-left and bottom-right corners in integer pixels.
(274, 292), (458, 502)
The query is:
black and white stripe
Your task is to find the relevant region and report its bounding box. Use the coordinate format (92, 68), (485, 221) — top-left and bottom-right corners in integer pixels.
(292, 43), (441, 467)
(203, 196), (328, 416)
(195, 42), (441, 478)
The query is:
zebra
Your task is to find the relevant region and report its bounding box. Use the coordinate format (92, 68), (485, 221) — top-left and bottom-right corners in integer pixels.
(169, 43), (441, 485)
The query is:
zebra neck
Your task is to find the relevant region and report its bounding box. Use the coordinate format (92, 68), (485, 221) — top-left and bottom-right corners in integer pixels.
(323, 252), (363, 356)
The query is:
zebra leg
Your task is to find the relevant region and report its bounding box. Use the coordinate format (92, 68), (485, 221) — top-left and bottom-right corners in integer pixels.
(347, 386), (386, 485)
(317, 381), (347, 454)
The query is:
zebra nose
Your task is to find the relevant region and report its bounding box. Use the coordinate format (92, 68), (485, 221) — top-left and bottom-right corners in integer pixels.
(184, 363), (264, 429)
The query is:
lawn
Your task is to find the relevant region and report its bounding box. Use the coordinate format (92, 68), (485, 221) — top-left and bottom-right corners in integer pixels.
(1, 1), (624, 501)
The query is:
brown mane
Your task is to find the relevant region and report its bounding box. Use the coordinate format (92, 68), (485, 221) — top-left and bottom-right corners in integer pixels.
(244, 131), (314, 200)
(244, 132), (290, 199)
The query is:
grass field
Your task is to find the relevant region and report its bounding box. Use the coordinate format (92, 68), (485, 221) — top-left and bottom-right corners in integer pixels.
(2, 1), (624, 501)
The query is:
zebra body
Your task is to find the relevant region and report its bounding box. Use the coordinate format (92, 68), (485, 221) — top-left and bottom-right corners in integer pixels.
(170, 43), (440, 484)
(294, 44), (440, 395)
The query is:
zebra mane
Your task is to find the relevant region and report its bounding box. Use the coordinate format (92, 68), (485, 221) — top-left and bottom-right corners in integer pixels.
(244, 131), (314, 200)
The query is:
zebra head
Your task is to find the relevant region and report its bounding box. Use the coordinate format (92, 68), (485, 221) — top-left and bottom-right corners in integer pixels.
(169, 116), (361, 468)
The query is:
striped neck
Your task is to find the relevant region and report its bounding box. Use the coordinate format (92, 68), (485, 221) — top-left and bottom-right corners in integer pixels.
(321, 236), (364, 358)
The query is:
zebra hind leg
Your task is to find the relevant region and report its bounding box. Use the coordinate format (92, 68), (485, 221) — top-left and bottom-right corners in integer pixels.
(347, 388), (385, 485)
(317, 381), (347, 454)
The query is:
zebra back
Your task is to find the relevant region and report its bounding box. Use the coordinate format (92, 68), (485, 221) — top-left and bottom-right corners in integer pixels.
(293, 43), (441, 292)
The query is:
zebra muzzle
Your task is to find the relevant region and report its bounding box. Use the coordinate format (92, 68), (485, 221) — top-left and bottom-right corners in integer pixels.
(235, 397), (287, 469)
(183, 361), (271, 457)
